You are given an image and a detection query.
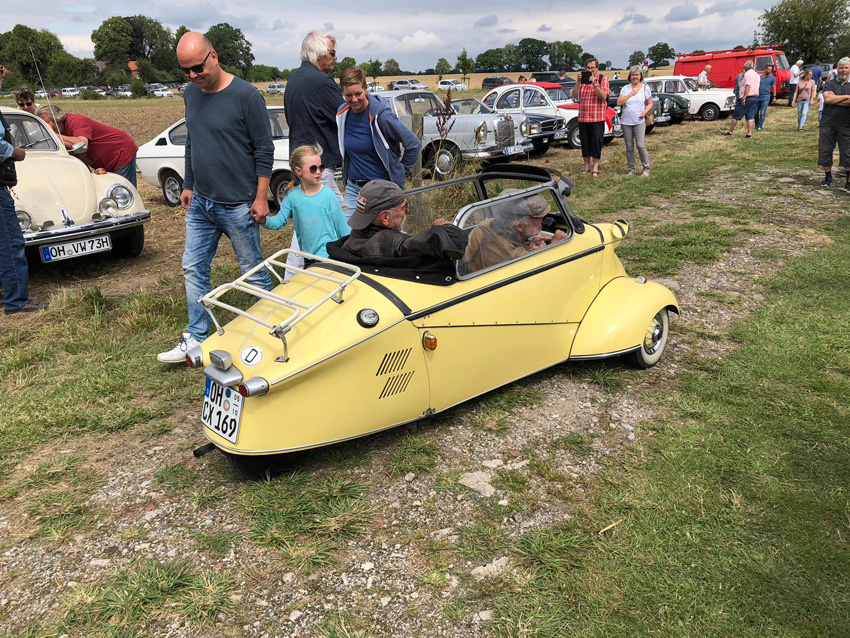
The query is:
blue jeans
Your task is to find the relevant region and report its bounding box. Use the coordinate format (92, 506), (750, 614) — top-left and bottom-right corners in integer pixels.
(788, 84), (797, 106)
(113, 158), (137, 187)
(182, 192), (273, 341)
(796, 101), (811, 128)
(0, 187), (30, 311)
(342, 180), (361, 220)
(756, 97), (771, 129)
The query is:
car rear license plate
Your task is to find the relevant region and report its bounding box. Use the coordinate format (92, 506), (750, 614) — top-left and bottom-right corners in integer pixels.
(40, 235), (111, 262)
(202, 378), (243, 444)
(504, 145), (525, 155)
(554, 130), (567, 140)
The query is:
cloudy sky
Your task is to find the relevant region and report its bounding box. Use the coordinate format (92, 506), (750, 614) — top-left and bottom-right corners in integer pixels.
(13, 0), (776, 71)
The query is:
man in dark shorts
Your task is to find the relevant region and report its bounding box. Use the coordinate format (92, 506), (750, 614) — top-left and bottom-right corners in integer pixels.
(818, 57), (850, 190)
(569, 58), (609, 178)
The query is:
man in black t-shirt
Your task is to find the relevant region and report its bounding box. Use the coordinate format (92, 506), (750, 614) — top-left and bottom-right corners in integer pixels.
(818, 57), (850, 190)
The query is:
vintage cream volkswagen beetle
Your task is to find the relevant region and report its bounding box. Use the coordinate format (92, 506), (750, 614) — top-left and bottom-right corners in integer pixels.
(186, 165), (678, 478)
(1, 106), (149, 262)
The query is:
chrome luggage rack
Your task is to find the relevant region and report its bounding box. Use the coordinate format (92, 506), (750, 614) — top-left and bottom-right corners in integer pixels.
(199, 249), (361, 362)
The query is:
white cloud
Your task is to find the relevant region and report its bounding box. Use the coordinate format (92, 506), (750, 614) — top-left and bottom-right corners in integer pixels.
(665, 2), (701, 22)
(702, 0), (741, 16)
(473, 15), (498, 28)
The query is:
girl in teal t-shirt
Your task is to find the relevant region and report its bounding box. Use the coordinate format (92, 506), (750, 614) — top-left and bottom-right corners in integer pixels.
(263, 145), (349, 258)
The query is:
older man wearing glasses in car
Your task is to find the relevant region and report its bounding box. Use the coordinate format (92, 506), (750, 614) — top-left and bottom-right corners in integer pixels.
(157, 31), (275, 364)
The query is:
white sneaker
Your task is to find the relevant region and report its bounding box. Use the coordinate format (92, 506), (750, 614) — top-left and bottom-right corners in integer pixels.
(157, 333), (201, 363)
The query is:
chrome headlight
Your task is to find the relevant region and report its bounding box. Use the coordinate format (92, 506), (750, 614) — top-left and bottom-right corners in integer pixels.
(475, 121), (488, 144)
(530, 122), (541, 134)
(107, 184), (134, 210)
(16, 210), (32, 232)
(98, 197), (119, 216)
(520, 118), (530, 137)
(663, 98), (671, 111)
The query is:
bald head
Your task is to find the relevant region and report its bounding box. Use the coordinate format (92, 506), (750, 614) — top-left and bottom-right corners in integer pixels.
(177, 32), (225, 92)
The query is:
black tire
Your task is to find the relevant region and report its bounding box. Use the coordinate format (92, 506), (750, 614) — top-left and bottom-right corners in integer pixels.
(160, 169), (183, 207)
(531, 139), (551, 155)
(567, 123), (580, 149)
(699, 104), (720, 121)
(426, 144), (460, 180)
(645, 124), (655, 134)
(270, 171), (292, 209)
(626, 309), (670, 369)
(111, 226), (144, 259)
(671, 115), (684, 124)
(224, 450), (310, 480)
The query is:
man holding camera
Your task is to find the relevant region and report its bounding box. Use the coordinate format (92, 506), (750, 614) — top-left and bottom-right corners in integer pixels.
(570, 58), (609, 178)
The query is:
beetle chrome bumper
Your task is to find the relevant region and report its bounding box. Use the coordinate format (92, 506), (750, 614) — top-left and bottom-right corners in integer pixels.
(22, 210), (151, 247)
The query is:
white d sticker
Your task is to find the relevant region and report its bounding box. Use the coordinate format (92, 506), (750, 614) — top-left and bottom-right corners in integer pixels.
(240, 346), (263, 366)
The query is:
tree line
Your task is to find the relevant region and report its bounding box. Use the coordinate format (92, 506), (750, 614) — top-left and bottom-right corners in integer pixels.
(1, 0), (848, 90)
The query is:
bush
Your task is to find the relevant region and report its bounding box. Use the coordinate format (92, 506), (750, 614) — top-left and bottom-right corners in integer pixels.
(131, 79), (147, 98)
(81, 90), (103, 101)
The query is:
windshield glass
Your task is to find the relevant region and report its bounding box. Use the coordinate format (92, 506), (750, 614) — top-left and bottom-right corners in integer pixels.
(545, 87), (569, 101)
(453, 98), (492, 115)
(776, 54), (789, 70)
(5, 114), (60, 151)
(268, 109), (289, 139)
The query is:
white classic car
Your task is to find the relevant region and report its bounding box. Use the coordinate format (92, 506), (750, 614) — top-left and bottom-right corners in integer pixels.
(136, 106), (292, 207)
(644, 76), (736, 121)
(379, 89), (534, 178)
(390, 79), (428, 90)
(437, 79), (467, 92)
(1, 106), (150, 262)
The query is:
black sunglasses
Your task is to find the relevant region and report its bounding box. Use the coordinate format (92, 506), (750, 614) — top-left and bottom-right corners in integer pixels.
(17, 101), (33, 107)
(306, 163), (326, 173)
(327, 49), (337, 57)
(180, 50), (212, 75)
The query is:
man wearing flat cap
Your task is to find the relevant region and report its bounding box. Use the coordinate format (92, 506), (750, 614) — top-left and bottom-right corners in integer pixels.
(459, 189), (569, 275)
(340, 179), (467, 261)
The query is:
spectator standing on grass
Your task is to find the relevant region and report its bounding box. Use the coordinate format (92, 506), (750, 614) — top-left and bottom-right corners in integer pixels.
(336, 66), (420, 215)
(613, 71), (620, 80)
(570, 57), (610, 178)
(0, 112), (48, 315)
(756, 64), (776, 131)
(617, 65), (652, 177)
(722, 61), (760, 138)
(14, 87), (39, 114)
(157, 32), (275, 363)
(36, 104), (138, 186)
(788, 59), (803, 106)
(262, 144), (349, 260)
(810, 62), (823, 89)
(817, 57), (850, 191)
(698, 64), (712, 90)
(792, 70), (816, 131)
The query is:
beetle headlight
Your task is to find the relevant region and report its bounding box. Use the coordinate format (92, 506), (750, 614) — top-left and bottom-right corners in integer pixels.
(107, 184), (133, 210)
(475, 121), (488, 144)
(17, 210), (32, 232)
(663, 98), (671, 111)
(98, 197), (119, 216)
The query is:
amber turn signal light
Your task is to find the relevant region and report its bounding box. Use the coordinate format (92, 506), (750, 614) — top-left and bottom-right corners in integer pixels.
(422, 331), (437, 350)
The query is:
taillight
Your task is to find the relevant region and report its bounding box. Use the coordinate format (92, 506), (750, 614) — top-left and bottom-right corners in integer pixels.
(238, 377), (270, 397)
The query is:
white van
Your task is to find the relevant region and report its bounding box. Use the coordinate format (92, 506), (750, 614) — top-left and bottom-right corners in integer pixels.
(61, 88), (80, 97)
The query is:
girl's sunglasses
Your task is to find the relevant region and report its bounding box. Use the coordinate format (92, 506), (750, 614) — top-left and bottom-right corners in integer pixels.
(306, 164), (325, 174)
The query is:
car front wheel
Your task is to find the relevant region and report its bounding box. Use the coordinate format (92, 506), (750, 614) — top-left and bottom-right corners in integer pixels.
(270, 171), (292, 209)
(426, 144), (460, 180)
(699, 104), (720, 121)
(626, 309), (670, 369)
(111, 226), (145, 259)
(160, 170), (183, 207)
(567, 123), (581, 149)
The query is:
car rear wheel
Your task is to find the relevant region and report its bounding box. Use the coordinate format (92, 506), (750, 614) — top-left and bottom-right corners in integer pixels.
(699, 103), (720, 121)
(111, 226), (145, 259)
(160, 170), (183, 207)
(270, 171), (292, 209)
(567, 123), (581, 149)
(224, 450), (310, 480)
(426, 144), (460, 180)
(626, 309), (670, 369)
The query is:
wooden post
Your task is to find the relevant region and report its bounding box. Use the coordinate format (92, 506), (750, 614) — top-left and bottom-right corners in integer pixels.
(409, 113), (426, 229)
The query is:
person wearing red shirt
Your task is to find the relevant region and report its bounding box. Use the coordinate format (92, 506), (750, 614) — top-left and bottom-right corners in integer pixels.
(35, 105), (138, 186)
(569, 58), (609, 178)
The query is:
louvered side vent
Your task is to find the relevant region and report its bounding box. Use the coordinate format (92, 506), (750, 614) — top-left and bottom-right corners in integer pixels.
(375, 348), (412, 376)
(379, 371), (415, 399)
(495, 120), (515, 147)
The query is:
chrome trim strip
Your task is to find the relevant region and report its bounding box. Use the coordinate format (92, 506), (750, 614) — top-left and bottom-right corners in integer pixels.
(569, 346), (640, 360)
(23, 211), (150, 246)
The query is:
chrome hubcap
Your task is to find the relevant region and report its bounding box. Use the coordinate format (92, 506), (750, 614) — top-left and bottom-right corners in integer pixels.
(164, 177), (181, 203)
(435, 150), (454, 174)
(643, 313), (664, 354)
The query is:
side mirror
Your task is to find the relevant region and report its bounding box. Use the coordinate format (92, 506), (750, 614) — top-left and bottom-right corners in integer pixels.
(69, 141), (87, 155)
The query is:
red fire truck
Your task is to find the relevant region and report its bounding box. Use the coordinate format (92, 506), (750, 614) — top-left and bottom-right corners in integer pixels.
(674, 46), (791, 97)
